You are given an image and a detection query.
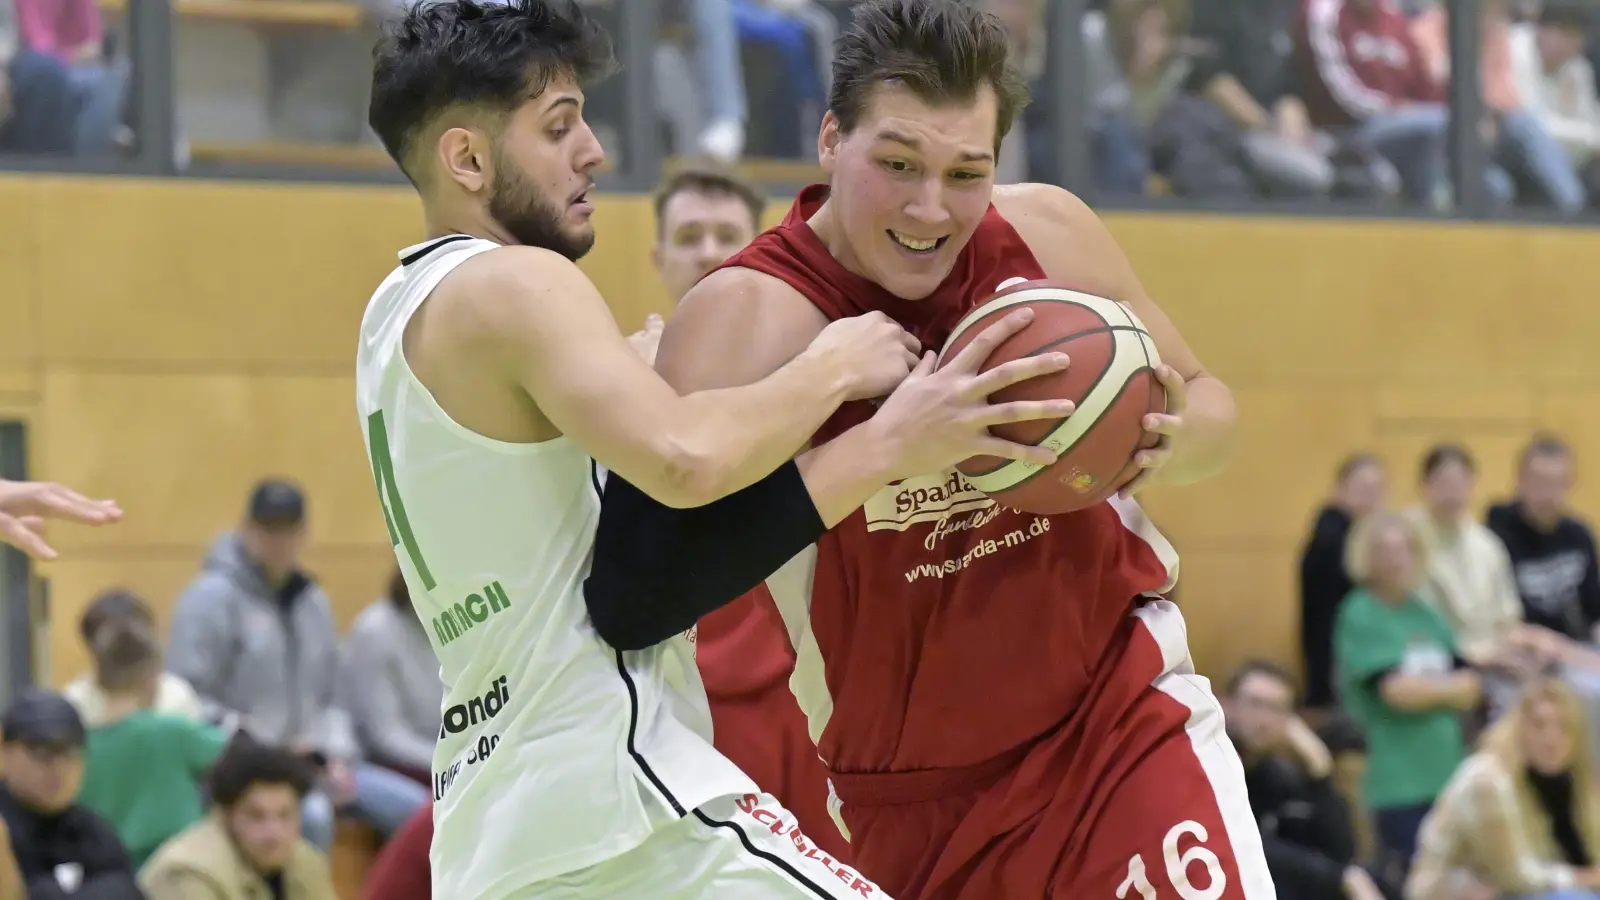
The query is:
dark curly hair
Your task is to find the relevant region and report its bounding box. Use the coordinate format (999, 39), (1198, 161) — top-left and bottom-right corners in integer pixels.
(369, 0), (616, 183)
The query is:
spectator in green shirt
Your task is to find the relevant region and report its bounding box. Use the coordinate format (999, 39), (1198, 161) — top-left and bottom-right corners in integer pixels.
(76, 619), (230, 867)
(1335, 509), (1482, 884)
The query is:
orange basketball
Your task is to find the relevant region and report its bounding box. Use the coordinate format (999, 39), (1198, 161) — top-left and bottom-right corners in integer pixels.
(935, 280), (1166, 514)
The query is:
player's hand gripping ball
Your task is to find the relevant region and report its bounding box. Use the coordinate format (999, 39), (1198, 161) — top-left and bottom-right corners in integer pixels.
(935, 280), (1168, 514)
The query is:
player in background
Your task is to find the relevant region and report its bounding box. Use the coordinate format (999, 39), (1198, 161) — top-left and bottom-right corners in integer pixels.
(358, 1), (1076, 897)
(588, 1), (1271, 898)
(646, 162), (852, 863)
(0, 480), (122, 560)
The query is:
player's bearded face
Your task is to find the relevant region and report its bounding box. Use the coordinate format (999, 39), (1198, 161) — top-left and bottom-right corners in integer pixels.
(821, 83), (999, 301)
(488, 140), (596, 261)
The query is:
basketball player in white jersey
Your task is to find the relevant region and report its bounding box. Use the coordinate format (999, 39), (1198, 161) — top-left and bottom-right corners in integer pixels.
(354, 2), (1076, 898)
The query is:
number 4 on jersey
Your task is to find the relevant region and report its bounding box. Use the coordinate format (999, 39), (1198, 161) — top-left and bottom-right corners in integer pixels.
(368, 410), (436, 590)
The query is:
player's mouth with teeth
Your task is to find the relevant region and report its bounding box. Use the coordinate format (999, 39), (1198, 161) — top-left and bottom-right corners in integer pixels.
(889, 230), (948, 254)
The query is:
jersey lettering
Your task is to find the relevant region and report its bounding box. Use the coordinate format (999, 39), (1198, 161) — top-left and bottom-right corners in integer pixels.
(367, 409), (436, 590)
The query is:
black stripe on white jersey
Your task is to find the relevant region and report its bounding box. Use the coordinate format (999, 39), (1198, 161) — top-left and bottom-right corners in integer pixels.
(592, 459), (689, 818)
(691, 809), (839, 899)
(401, 234), (476, 267)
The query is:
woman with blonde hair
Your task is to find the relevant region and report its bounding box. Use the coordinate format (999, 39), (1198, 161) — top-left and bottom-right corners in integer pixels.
(1336, 510), (1481, 882)
(1408, 676), (1600, 899)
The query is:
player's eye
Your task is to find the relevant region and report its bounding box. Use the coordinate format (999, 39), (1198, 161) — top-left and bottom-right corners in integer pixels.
(882, 159), (914, 174)
(950, 170), (984, 182)
(548, 126), (570, 140)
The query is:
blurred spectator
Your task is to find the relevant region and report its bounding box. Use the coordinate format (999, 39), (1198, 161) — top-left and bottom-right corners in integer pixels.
(1511, 1), (1600, 210)
(0, 0), (76, 154)
(1188, 0), (1341, 197)
(1103, 0), (1271, 198)
(167, 478), (428, 849)
(984, 0), (1046, 182)
(11, 0), (123, 156)
(63, 588), (205, 728)
(1301, 453), (1388, 714)
(359, 804), (430, 900)
(140, 740), (336, 900)
(1407, 677), (1600, 900)
(1412, 0), (1581, 211)
(1082, 2), (1153, 195)
(651, 162), (766, 304)
(1223, 660), (1392, 900)
(1487, 435), (1600, 643)
(1295, 0), (1450, 204)
(656, 0), (751, 161)
(340, 566), (441, 784)
(1404, 444), (1538, 680)
(1335, 511), (1479, 883)
(0, 689), (141, 900)
(76, 619), (229, 867)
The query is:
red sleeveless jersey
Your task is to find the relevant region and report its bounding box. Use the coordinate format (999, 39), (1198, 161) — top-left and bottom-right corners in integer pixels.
(717, 185), (1180, 778)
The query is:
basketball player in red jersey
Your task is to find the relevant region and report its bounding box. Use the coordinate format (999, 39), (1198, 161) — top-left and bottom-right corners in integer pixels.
(602, 1), (1269, 898)
(647, 163), (853, 863)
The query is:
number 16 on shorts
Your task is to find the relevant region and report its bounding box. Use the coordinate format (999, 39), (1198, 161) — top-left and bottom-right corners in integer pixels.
(1116, 821), (1226, 900)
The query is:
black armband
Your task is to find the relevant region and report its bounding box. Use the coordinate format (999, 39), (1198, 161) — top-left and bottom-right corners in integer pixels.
(584, 461), (825, 651)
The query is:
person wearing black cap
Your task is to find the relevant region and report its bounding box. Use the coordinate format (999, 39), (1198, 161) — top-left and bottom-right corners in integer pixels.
(165, 478), (428, 850)
(0, 688), (140, 899)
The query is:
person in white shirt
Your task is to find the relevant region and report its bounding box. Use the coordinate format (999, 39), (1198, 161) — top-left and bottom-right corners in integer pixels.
(1509, 1), (1600, 203)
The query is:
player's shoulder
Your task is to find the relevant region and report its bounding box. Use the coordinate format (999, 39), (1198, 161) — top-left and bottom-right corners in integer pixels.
(685, 264), (808, 309)
(992, 182), (1102, 237)
(434, 243), (603, 338)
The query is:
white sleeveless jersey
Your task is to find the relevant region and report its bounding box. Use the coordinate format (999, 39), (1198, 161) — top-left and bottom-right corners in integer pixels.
(354, 235), (757, 897)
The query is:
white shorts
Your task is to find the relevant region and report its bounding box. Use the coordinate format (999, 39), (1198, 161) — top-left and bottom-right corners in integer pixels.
(524, 792), (889, 899)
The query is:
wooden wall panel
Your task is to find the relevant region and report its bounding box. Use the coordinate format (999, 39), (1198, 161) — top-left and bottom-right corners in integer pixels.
(0, 180), (40, 369)
(37, 371), (383, 551)
(1142, 386), (1376, 542)
(35, 178), (421, 368)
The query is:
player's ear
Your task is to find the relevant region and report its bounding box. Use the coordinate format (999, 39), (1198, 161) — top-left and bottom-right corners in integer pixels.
(437, 126), (491, 194)
(817, 111), (842, 173)
(650, 241), (663, 273)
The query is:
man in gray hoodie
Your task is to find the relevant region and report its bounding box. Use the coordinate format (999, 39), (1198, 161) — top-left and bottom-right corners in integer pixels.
(167, 478), (427, 848)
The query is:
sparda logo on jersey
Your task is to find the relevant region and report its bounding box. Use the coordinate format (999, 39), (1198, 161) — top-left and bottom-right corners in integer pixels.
(439, 675), (510, 738)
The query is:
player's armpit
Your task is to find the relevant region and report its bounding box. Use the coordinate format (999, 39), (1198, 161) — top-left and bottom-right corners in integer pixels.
(997, 181), (1238, 484)
(459, 247), (873, 508)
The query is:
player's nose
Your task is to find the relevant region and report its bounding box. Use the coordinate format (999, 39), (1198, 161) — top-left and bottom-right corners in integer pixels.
(574, 123), (607, 174)
(903, 179), (952, 226)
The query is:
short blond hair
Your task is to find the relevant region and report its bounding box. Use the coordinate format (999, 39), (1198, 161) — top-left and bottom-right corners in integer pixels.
(1344, 509), (1429, 587)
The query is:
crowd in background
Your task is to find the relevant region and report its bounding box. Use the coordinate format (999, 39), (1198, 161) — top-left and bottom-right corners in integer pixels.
(8, 0), (1600, 216)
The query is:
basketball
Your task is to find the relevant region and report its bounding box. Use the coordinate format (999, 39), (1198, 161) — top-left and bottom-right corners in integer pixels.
(935, 280), (1166, 514)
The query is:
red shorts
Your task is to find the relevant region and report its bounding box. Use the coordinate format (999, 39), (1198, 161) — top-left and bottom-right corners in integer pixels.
(828, 605), (1276, 900)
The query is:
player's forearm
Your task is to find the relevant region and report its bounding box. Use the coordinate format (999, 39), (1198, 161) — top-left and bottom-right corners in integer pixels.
(1155, 374), (1237, 486)
(795, 421), (904, 528)
(662, 350), (855, 506)
(585, 426), (904, 651)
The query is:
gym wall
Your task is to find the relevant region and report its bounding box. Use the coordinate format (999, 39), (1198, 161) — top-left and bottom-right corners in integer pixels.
(2, 173), (1595, 685)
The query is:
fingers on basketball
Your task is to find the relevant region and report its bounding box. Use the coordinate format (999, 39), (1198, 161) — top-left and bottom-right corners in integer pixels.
(948, 308), (1033, 372)
(977, 436), (1059, 466)
(970, 353), (1071, 397)
(978, 398), (1078, 428)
